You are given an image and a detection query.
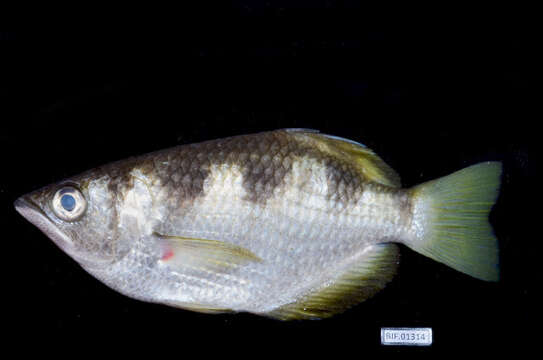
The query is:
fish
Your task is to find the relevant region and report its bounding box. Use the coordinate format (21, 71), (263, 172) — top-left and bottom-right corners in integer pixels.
(14, 129), (501, 320)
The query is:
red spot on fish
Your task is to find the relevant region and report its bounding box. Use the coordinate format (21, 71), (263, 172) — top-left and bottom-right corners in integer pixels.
(162, 248), (174, 261)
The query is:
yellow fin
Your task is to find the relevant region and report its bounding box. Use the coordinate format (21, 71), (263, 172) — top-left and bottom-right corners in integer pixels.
(154, 232), (263, 273)
(408, 162), (501, 281)
(293, 130), (401, 187)
(165, 301), (233, 314)
(266, 244), (399, 320)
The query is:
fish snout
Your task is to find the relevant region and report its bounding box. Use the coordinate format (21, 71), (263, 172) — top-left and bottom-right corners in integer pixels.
(14, 195), (76, 253)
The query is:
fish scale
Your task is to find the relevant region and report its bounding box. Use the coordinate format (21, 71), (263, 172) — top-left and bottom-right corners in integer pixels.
(15, 129), (501, 319)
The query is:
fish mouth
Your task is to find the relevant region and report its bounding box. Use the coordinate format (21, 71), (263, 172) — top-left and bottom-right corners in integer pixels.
(14, 196), (76, 256)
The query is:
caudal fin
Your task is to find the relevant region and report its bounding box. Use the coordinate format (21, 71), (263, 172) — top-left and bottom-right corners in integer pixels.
(407, 162), (502, 281)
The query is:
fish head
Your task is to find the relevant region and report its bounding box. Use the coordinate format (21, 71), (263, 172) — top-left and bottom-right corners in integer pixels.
(15, 172), (125, 269)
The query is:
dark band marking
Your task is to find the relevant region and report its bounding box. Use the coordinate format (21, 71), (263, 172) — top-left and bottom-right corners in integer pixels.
(100, 130), (369, 210)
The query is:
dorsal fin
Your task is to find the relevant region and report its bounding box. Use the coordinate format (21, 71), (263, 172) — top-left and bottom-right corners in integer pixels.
(266, 244), (399, 320)
(286, 129), (401, 188)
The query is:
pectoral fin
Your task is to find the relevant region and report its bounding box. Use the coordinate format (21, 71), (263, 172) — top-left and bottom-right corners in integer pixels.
(154, 232), (263, 273)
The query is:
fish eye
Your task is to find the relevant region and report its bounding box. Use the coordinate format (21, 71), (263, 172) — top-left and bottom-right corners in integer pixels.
(52, 186), (87, 221)
(61, 194), (76, 211)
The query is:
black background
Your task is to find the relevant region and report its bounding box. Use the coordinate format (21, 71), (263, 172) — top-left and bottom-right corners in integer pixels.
(1, 2), (536, 355)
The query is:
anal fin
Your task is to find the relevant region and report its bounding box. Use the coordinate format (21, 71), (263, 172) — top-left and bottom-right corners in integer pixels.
(266, 244), (399, 320)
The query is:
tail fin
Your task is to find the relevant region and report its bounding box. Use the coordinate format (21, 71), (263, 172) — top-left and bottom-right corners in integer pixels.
(407, 162), (502, 281)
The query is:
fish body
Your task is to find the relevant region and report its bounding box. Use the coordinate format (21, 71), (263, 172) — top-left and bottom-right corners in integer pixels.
(15, 129), (501, 319)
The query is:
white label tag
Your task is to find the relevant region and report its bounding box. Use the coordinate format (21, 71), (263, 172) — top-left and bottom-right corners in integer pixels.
(380, 328), (433, 346)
